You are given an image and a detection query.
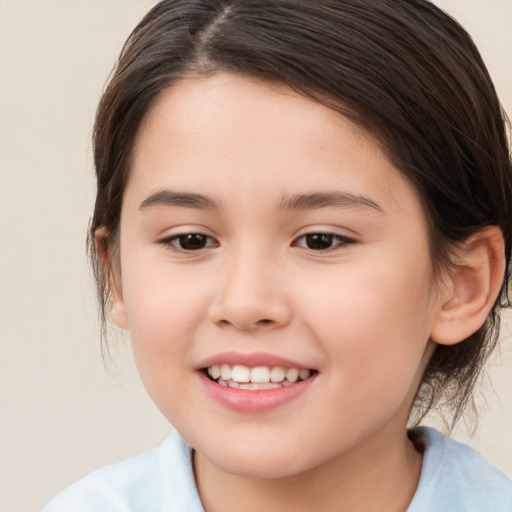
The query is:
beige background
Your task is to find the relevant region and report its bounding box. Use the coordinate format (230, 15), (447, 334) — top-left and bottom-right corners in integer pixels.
(0, 1), (511, 511)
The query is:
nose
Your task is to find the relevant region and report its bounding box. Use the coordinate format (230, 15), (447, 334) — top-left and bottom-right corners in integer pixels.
(208, 249), (292, 332)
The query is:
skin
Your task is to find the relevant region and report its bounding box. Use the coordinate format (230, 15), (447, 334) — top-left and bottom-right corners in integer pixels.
(108, 73), (473, 511)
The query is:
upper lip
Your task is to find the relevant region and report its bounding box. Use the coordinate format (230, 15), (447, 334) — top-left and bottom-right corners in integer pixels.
(196, 351), (313, 371)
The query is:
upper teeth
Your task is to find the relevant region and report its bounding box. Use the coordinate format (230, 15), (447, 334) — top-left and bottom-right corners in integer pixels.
(207, 364), (311, 384)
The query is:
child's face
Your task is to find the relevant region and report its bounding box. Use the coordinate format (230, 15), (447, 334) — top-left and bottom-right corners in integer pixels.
(113, 73), (443, 478)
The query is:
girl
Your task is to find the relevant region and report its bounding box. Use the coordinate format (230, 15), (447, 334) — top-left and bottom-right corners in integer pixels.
(43, 0), (512, 510)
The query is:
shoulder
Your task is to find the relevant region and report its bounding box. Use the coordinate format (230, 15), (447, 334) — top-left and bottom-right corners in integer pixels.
(41, 429), (204, 512)
(408, 427), (512, 512)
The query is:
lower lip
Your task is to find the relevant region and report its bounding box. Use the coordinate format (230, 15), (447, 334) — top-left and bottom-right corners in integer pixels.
(198, 371), (315, 413)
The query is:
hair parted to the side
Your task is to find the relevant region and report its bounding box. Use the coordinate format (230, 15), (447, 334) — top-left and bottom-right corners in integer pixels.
(88, 0), (512, 426)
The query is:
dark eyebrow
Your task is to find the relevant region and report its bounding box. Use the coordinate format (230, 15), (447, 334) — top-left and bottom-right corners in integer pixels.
(139, 189), (221, 210)
(279, 191), (383, 212)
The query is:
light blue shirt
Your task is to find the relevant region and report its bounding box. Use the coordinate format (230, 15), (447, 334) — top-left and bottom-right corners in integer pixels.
(42, 427), (512, 511)
(408, 427), (512, 511)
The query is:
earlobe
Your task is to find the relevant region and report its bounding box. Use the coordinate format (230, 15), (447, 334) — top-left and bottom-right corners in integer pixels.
(94, 228), (129, 330)
(430, 226), (505, 346)
(111, 293), (129, 330)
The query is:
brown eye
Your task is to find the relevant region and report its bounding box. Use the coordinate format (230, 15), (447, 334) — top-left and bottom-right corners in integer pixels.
(178, 234), (208, 250)
(295, 233), (354, 251)
(305, 233), (335, 250)
(164, 233), (217, 251)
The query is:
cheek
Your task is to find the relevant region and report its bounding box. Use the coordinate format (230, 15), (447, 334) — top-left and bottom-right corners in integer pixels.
(298, 256), (435, 404)
(122, 278), (207, 425)
(123, 255), (209, 331)
(120, 264), (210, 386)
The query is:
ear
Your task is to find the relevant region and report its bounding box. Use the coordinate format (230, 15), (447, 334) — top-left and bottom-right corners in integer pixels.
(430, 226), (505, 346)
(95, 228), (129, 330)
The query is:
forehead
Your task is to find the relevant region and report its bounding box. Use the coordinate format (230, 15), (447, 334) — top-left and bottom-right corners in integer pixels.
(128, 73), (423, 221)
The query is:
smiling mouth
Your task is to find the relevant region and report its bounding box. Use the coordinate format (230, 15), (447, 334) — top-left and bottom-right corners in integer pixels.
(202, 364), (316, 390)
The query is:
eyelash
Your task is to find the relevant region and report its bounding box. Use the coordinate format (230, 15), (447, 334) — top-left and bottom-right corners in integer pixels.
(159, 232), (355, 254)
(294, 232), (355, 252)
(159, 233), (218, 254)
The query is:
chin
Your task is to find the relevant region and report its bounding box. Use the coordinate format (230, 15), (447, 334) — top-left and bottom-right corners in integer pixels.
(215, 456), (307, 480)
(196, 435), (318, 480)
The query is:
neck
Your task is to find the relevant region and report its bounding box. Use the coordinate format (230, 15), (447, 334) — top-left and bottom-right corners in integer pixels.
(194, 425), (423, 512)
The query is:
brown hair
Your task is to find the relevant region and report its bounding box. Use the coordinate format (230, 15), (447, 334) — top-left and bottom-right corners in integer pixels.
(89, 0), (512, 425)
